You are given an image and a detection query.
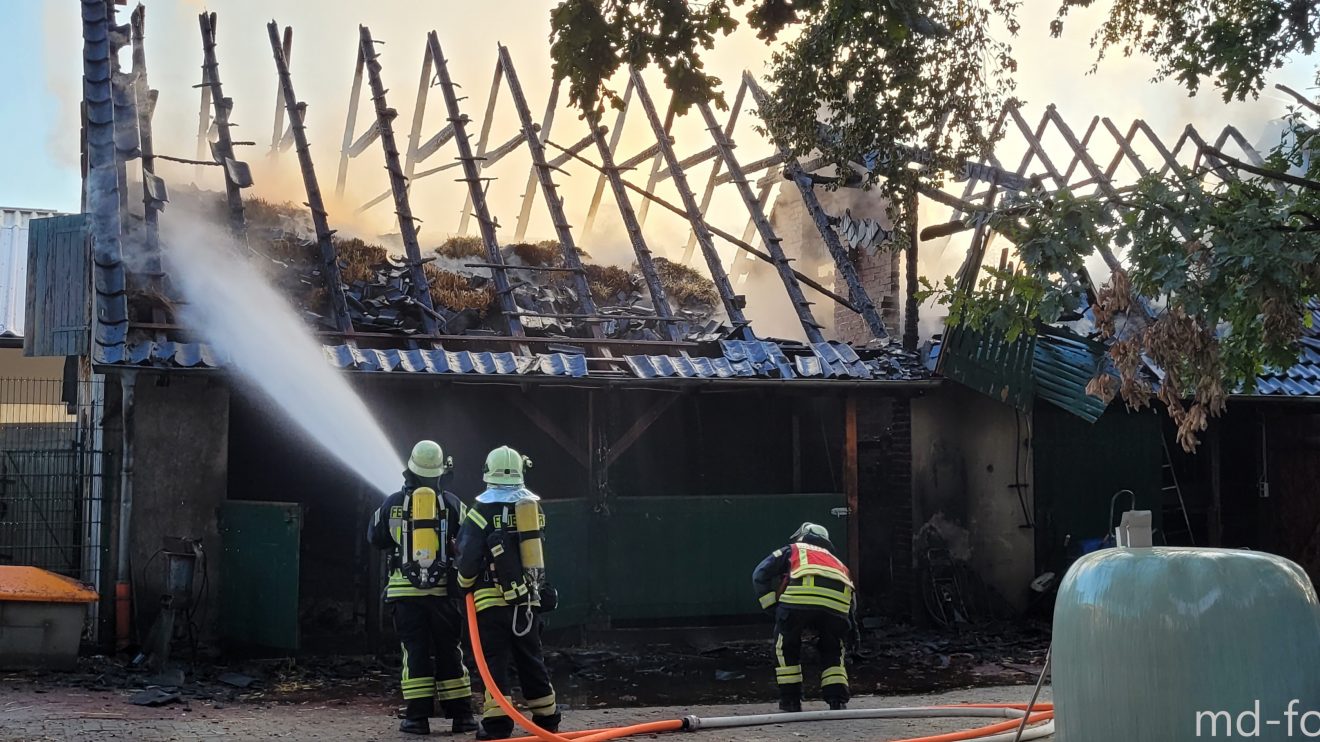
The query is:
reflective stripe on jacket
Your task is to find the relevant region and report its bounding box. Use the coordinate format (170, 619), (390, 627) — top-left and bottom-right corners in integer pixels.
(752, 539), (854, 616)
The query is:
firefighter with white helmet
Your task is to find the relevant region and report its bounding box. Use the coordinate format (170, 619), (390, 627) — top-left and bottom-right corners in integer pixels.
(752, 522), (856, 713)
(456, 445), (561, 740)
(367, 440), (477, 735)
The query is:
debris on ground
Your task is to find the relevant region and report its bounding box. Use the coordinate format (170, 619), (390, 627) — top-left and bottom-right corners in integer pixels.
(129, 688), (181, 707)
(215, 672), (256, 689)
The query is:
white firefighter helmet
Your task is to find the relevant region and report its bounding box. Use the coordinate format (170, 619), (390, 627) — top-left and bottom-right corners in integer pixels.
(483, 445), (531, 486)
(407, 440), (450, 478)
(791, 522), (830, 543)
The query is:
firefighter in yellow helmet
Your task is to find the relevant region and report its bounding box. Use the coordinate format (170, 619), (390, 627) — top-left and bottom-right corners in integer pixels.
(367, 440), (477, 735)
(752, 522), (856, 713)
(456, 446), (561, 740)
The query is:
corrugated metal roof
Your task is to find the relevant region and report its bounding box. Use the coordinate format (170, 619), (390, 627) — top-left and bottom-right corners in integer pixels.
(96, 339), (589, 378)
(625, 340), (928, 382)
(1032, 330), (1109, 423)
(1256, 303), (1320, 396)
(0, 208), (61, 337)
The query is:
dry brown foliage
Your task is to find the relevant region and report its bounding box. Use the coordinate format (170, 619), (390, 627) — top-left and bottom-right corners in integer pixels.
(434, 236), (487, 260)
(334, 237), (389, 284)
(653, 257), (719, 307)
(423, 264), (497, 315)
(1092, 268), (1227, 452)
(508, 240), (566, 266)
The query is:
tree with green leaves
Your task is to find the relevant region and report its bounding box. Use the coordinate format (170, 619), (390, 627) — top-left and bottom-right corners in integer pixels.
(550, 0), (1320, 449)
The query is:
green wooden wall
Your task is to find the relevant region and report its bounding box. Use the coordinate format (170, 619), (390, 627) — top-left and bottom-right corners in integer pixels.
(1033, 405), (1163, 569)
(542, 493), (845, 628)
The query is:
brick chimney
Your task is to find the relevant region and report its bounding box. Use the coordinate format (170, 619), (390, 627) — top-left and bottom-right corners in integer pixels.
(769, 182), (900, 344)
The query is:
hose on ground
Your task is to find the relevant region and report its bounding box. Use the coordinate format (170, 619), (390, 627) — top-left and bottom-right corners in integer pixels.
(464, 594), (1055, 742)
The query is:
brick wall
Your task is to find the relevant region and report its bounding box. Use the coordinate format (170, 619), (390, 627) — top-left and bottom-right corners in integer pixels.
(855, 393), (917, 618)
(769, 181), (901, 344)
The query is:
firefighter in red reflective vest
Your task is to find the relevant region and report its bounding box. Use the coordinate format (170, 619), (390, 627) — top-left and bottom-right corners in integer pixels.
(752, 522), (855, 712)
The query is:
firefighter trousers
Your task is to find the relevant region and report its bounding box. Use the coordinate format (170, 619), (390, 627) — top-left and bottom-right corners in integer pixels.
(773, 605), (850, 704)
(391, 596), (473, 721)
(475, 605), (558, 733)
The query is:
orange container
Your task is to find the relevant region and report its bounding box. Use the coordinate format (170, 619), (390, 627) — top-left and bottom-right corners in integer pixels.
(0, 566), (98, 670)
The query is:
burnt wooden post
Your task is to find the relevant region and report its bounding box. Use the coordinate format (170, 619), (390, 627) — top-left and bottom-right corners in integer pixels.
(358, 26), (439, 335)
(197, 12), (247, 238)
(497, 46), (603, 339)
(402, 49), (457, 184)
(335, 48), (367, 198)
(428, 32), (523, 337)
(683, 81), (746, 265)
(697, 100), (824, 344)
(267, 25), (293, 159)
(457, 62), (505, 236)
(128, 5), (160, 266)
(744, 74), (888, 339)
(581, 79), (634, 241)
(544, 141), (860, 314)
(512, 79), (561, 242)
(634, 96), (676, 228)
(584, 113), (681, 341)
(630, 70), (749, 336)
(904, 184), (919, 350)
(269, 21), (354, 337)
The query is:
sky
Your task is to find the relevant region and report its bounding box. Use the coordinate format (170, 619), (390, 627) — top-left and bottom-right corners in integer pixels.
(5, 0), (1318, 336)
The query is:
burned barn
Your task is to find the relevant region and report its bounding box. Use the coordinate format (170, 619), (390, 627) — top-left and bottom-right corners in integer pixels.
(17, 1), (1304, 659)
(15, 2), (943, 652)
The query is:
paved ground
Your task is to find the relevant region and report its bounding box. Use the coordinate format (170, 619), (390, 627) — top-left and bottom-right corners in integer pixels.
(0, 685), (1051, 741)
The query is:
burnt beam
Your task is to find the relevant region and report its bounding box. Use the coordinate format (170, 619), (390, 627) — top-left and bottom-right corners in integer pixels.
(197, 11), (247, 238)
(427, 31), (523, 337)
(584, 112), (682, 341)
(630, 70), (749, 335)
(269, 21), (354, 337)
(697, 99), (824, 344)
(358, 25), (439, 335)
(543, 138), (859, 314)
(744, 74), (888, 340)
(497, 46), (603, 339)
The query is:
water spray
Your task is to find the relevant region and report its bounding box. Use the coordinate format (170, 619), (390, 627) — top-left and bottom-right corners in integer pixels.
(161, 213), (403, 495)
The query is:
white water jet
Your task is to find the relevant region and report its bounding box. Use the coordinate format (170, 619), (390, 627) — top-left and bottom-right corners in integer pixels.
(161, 214), (403, 495)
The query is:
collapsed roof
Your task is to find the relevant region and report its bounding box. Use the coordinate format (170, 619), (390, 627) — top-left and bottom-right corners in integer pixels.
(73, 3), (928, 388)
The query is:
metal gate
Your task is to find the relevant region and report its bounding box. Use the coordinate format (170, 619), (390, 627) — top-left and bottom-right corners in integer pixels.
(0, 377), (112, 615)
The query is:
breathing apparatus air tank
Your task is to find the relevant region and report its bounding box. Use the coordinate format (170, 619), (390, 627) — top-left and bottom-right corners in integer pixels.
(515, 499), (545, 574)
(400, 487), (447, 589)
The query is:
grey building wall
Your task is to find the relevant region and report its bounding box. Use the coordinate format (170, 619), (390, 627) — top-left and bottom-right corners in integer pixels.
(125, 376), (230, 636)
(911, 383), (1035, 612)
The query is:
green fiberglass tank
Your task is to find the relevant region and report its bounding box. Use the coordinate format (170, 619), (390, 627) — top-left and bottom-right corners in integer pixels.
(1053, 547), (1320, 741)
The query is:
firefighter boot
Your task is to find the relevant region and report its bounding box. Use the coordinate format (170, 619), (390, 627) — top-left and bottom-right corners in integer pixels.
(475, 718), (515, 740)
(828, 699), (848, 710)
(398, 718), (431, 735)
(778, 685), (803, 713)
(442, 700), (479, 733)
(533, 712), (562, 733)
(401, 698), (433, 735)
